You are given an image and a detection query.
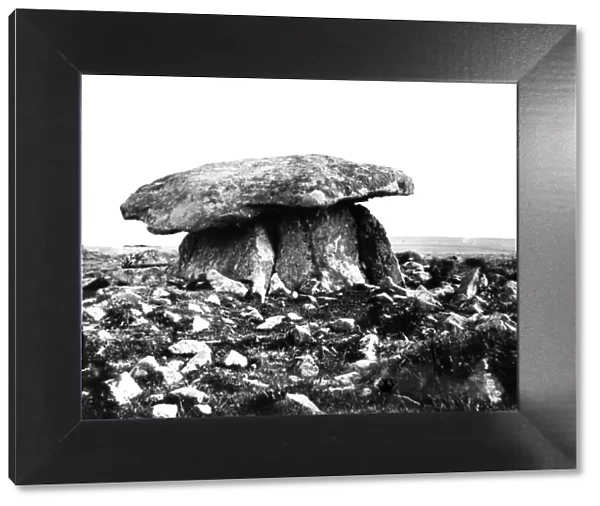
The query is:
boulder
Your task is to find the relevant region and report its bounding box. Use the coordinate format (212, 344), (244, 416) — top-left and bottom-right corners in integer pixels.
(175, 224), (274, 298)
(120, 154), (414, 234)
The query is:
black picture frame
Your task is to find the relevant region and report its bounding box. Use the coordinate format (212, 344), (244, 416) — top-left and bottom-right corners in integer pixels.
(8, 9), (577, 485)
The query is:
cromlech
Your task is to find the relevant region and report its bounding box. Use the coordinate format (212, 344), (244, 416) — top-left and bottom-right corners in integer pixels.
(82, 154), (517, 419)
(120, 154), (414, 300)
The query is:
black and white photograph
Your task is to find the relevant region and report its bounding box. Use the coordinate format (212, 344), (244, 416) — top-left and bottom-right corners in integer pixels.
(81, 75), (517, 419)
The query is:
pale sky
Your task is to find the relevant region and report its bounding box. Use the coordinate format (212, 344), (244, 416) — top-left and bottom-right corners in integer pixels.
(82, 76), (516, 247)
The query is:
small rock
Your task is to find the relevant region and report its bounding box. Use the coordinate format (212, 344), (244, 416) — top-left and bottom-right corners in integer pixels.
(442, 313), (467, 334)
(410, 287), (443, 312)
(334, 372), (361, 385)
(166, 360), (184, 371)
(350, 359), (379, 371)
(240, 307), (264, 322)
(291, 291), (299, 299)
(314, 327), (331, 338)
(169, 386), (208, 404)
(141, 302), (154, 315)
(97, 329), (113, 341)
(298, 355), (319, 378)
(192, 404), (213, 416)
(130, 356), (160, 380)
(155, 366), (184, 386)
(359, 334), (379, 361)
(83, 276), (111, 292)
(192, 315), (210, 332)
(106, 372), (142, 405)
(188, 302), (204, 313)
(243, 378), (269, 388)
(206, 269), (248, 297)
(330, 318), (356, 333)
(164, 311), (182, 323)
(288, 324), (312, 345)
(287, 312), (302, 321)
(169, 340), (208, 355)
(328, 385), (355, 394)
(84, 306), (106, 322)
(181, 345), (213, 374)
(206, 294), (221, 305)
(150, 297), (172, 306)
(475, 313), (517, 333)
(286, 393), (322, 414)
(256, 315), (286, 330)
(147, 393), (165, 404)
(224, 350), (248, 367)
(370, 292), (395, 304)
(457, 268), (484, 300)
(152, 287), (171, 299)
(430, 282), (455, 298)
(269, 273), (292, 297)
(302, 303), (317, 312)
(379, 276), (406, 293)
(298, 278), (324, 295)
(503, 280), (518, 301)
(152, 404), (178, 419)
(297, 294), (318, 306)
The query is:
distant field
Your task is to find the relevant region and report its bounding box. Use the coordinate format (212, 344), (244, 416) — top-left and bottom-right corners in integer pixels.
(390, 237), (516, 256)
(84, 237), (517, 258)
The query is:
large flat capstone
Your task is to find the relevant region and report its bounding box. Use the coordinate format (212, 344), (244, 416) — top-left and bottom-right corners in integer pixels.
(120, 154), (414, 234)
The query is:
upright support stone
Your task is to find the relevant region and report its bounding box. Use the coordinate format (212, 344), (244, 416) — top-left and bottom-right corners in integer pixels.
(175, 223), (275, 299)
(275, 206), (366, 291)
(350, 204), (405, 286)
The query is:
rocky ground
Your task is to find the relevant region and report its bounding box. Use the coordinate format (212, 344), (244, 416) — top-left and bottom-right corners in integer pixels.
(82, 247), (518, 419)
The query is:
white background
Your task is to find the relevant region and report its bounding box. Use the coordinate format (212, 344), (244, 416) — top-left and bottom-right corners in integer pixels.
(83, 77), (516, 247)
(1, 1), (596, 505)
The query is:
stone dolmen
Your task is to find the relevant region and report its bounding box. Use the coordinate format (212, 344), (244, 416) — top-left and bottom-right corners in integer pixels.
(120, 154), (414, 300)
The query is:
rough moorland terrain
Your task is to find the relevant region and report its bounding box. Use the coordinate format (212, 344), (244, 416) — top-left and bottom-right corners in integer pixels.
(82, 247), (517, 419)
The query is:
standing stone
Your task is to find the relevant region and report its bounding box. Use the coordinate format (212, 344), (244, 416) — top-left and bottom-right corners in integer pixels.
(176, 224), (274, 298)
(275, 206), (366, 291)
